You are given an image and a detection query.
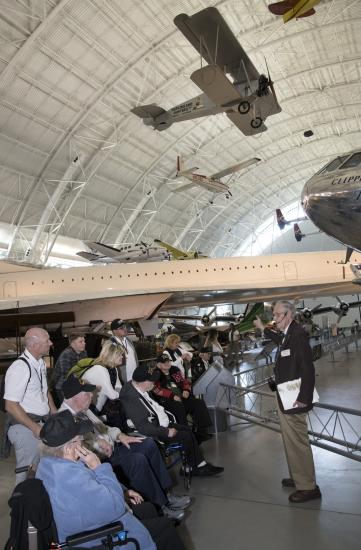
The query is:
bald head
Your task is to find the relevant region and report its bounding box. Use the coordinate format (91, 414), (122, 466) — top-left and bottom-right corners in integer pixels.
(25, 328), (52, 359)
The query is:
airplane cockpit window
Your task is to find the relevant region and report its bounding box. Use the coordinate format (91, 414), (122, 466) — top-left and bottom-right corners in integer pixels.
(339, 152), (361, 170)
(318, 155), (349, 174)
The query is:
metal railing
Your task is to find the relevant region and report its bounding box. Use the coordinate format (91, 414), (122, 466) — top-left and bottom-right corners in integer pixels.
(219, 382), (361, 462)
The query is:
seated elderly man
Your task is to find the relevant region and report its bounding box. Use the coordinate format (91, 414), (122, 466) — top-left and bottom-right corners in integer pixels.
(37, 410), (186, 550)
(59, 376), (190, 520)
(153, 353), (212, 442)
(119, 364), (224, 477)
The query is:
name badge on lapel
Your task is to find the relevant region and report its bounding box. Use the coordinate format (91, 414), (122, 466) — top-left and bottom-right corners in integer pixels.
(281, 349), (291, 357)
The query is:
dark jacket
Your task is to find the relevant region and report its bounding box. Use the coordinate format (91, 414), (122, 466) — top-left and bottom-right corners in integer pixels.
(119, 382), (174, 440)
(5, 478), (57, 550)
(264, 320), (315, 414)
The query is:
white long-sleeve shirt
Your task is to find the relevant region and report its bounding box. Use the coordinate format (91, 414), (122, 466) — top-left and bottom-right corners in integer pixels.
(82, 364), (122, 412)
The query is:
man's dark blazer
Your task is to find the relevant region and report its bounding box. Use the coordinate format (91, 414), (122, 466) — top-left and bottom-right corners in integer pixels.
(119, 381), (172, 439)
(264, 320), (315, 415)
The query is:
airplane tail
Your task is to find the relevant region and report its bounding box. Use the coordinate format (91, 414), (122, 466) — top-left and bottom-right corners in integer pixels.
(131, 104), (171, 131)
(293, 223), (305, 242)
(276, 208), (288, 230)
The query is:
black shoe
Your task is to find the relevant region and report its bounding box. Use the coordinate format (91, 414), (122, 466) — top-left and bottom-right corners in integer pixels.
(289, 485), (322, 503)
(282, 478), (295, 488)
(192, 463), (224, 477)
(195, 432), (213, 444)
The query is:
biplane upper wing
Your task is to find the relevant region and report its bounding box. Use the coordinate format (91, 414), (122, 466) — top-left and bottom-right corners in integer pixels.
(174, 7), (259, 84)
(191, 64), (244, 108)
(211, 158), (261, 180)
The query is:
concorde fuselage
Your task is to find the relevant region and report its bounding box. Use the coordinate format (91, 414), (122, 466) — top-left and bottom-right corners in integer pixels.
(0, 250), (359, 314)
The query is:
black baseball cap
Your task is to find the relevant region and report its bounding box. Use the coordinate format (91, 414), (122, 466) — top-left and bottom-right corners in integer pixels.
(62, 375), (96, 399)
(110, 318), (126, 330)
(133, 363), (160, 382)
(40, 410), (93, 447)
(156, 353), (171, 364)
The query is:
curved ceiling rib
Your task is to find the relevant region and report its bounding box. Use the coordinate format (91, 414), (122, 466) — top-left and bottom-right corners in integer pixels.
(0, 0), (360, 264)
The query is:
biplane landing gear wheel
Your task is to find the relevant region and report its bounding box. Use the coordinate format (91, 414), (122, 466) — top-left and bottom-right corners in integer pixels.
(251, 117), (262, 129)
(238, 100), (250, 115)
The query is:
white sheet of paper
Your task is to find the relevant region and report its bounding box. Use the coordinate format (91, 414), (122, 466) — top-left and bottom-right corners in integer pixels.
(277, 378), (319, 410)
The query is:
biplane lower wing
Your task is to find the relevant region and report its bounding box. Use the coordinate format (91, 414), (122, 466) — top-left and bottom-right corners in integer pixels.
(174, 8), (259, 84)
(191, 64), (243, 108)
(227, 111), (267, 136)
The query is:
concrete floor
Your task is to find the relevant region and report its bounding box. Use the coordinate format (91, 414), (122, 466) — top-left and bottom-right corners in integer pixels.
(1, 346), (361, 549)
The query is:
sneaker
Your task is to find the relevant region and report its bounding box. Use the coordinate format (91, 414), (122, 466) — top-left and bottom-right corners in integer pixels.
(161, 505), (185, 521)
(167, 493), (192, 509)
(192, 462), (224, 477)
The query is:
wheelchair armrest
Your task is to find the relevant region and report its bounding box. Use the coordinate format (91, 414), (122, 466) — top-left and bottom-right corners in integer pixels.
(64, 521), (123, 547)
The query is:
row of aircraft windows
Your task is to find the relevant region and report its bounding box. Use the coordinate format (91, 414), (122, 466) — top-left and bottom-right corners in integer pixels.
(319, 152), (361, 174)
(27, 260), (341, 285)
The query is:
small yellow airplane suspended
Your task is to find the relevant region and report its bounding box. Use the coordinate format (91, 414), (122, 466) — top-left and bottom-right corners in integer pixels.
(154, 239), (207, 260)
(268, 0), (321, 23)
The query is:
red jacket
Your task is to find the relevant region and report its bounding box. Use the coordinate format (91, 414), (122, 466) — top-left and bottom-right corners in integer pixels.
(153, 366), (191, 400)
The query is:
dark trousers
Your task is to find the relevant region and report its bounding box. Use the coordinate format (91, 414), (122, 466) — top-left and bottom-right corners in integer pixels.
(157, 397), (212, 433)
(142, 516), (185, 550)
(110, 437), (172, 507)
(160, 423), (203, 467)
(132, 503), (185, 550)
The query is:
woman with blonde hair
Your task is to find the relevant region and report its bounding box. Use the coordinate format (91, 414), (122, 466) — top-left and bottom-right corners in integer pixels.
(82, 339), (125, 412)
(163, 334), (192, 377)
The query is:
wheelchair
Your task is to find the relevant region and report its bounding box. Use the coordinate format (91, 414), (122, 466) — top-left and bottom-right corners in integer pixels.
(125, 420), (191, 490)
(159, 441), (191, 490)
(5, 467), (140, 550)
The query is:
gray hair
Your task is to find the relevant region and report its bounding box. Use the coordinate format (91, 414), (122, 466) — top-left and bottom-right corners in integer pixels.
(39, 440), (68, 458)
(39, 434), (83, 458)
(274, 300), (296, 318)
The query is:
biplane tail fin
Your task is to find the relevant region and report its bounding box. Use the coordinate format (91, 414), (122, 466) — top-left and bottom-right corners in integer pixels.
(276, 208), (288, 230)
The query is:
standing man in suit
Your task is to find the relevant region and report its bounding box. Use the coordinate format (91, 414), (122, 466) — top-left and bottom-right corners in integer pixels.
(254, 300), (321, 503)
(111, 318), (139, 382)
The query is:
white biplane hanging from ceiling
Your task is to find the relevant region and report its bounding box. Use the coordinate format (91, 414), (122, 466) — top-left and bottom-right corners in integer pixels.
(131, 7), (282, 137)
